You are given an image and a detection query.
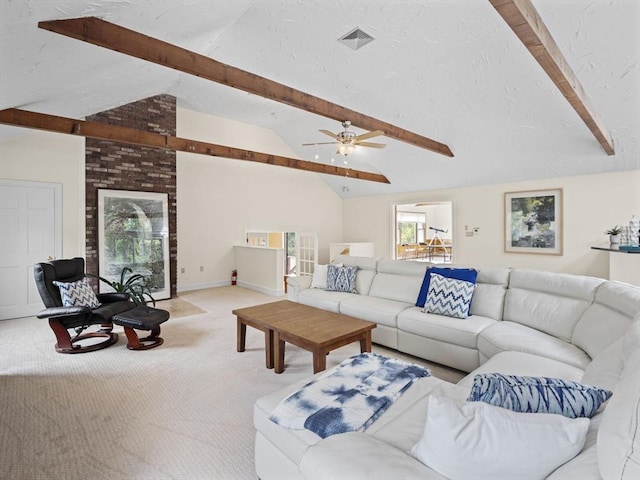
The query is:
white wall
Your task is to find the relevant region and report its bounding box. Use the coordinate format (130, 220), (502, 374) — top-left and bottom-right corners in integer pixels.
(425, 204), (452, 241)
(0, 130), (85, 258)
(3, 113), (637, 289)
(0, 110), (343, 293)
(176, 108), (343, 290)
(343, 170), (640, 279)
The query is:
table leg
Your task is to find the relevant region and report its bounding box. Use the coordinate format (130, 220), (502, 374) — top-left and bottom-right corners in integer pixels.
(274, 331), (286, 374)
(313, 349), (327, 374)
(359, 331), (372, 353)
(237, 318), (246, 352)
(265, 329), (274, 369)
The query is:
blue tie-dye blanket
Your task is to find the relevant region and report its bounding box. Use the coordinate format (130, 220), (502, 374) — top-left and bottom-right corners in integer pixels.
(269, 352), (431, 438)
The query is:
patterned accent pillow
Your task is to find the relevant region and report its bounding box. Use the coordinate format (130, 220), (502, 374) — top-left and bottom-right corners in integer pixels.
(325, 265), (358, 293)
(53, 277), (101, 308)
(422, 273), (475, 319)
(416, 267), (478, 308)
(467, 373), (613, 419)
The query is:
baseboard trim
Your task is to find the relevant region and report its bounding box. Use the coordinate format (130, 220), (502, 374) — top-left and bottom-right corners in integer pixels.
(236, 280), (284, 297)
(177, 280), (285, 297)
(177, 280), (230, 293)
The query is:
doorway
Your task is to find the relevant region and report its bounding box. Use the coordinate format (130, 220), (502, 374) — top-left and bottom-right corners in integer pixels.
(394, 201), (453, 263)
(0, 179), (62, 319)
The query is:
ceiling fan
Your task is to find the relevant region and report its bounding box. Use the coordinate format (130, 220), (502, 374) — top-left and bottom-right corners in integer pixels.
(303, 121), (386, 156)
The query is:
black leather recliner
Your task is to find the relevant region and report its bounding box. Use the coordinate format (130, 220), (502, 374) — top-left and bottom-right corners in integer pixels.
(33, 257), (135, 353)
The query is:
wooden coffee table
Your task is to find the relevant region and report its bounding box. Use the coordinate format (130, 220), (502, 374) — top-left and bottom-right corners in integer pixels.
(233, 300), (376, 374)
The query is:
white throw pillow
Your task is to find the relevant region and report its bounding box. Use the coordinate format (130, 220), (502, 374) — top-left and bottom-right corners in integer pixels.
(410, 396), (589, 480)
(310, 263), (342, 289)
(311, 265), (329, 289)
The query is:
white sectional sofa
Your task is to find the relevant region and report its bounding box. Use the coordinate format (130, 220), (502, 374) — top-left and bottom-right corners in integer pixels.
(254, 256), (640, 479)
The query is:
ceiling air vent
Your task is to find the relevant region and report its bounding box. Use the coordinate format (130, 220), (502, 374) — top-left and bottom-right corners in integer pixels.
(338, 27), (374, 51)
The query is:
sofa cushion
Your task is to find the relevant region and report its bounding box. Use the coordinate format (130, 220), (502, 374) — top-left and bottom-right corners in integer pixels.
(254, 374), (328, 467)
(334, 254), (378, 271)
(416, 267), (478, 308)
(255, 367), (449, 472)
(423, 273), (476, 319)
(398, 307), (496, 349)
(478, 321), (592, 369)
(410, 396), (589, 480)
(297, 288), (353, 313)
(368, 260), (426, 304)
(339, 295), (412, 328)
(581, 337), (625, 393)
(504, 269), (603, 342)
(458, 351), (585, 389)
(468, 267), (511, 320)
(300, 432), (438, 480)
(572, 281), (640, 359)
(597, 321), (640, 480)
(334, 255), (378, 295)
(467, 373), (612, 418)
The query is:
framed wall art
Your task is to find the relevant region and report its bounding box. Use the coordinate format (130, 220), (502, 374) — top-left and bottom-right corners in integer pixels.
(98, 189), (171, 300)
(504, 188), (562, 255)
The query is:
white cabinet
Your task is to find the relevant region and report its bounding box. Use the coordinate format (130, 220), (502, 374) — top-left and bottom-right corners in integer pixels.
(591, 245), (640, 286)
(329, 242), (375, 263)
(609, 251), (640, 286)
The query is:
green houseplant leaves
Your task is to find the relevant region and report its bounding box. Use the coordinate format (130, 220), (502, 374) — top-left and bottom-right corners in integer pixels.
(88, 267), (156, 306)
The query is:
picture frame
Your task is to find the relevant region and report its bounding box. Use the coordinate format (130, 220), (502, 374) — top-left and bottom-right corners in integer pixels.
(98, 189), (171, 300)
(504, 188), (562, 255)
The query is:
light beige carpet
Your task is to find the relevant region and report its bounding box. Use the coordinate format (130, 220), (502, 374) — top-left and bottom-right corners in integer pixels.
(0, 287), (464, 480)
(155, 296), (206, 318)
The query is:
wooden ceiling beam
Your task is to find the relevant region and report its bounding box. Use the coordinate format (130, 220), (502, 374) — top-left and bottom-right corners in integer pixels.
(0, 108), (390, 184)
(37, 16), (453, 158)
(489, 0), (615, 155)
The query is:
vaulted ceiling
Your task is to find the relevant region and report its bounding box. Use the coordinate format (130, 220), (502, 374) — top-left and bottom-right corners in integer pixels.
(1, 1), (638, 197)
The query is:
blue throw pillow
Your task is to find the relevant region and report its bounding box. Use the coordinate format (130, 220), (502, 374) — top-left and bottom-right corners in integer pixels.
(326, 265), (358, 293)
(416, 267), (478, 308)
(423, 273), (476, 319)
(467, 373), (613, 419)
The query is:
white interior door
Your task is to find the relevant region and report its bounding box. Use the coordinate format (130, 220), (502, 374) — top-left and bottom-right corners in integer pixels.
(295, 232), (318, 277)
(0, 180), (62, 319)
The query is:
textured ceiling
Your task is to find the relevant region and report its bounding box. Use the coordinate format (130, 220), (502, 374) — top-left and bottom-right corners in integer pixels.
(1, 0), (638, 197)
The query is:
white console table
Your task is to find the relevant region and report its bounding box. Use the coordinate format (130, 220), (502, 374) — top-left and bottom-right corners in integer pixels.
(591, 245), (640, 286)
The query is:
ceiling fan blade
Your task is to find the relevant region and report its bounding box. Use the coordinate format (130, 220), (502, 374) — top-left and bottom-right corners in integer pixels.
(357, 141), (386, 149)
(355, 130), (385, 141)
(302, 141), (339, 146)
(319, 129), (340, 140)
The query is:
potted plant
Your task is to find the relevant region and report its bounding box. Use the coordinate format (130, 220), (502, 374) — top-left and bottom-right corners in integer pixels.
(605, 225), (623, 245)
(88, 267), (156, 306)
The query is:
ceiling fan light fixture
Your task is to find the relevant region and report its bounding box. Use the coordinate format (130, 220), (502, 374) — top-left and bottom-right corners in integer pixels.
(337, 143), (356, 156)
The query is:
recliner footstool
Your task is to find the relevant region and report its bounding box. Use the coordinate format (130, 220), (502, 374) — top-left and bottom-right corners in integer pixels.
(112, 305), (170, 350)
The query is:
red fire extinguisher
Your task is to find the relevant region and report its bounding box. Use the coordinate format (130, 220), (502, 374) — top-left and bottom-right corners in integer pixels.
(231, 270), (237, 286)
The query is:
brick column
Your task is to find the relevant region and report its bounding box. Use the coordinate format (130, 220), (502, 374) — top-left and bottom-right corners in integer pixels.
(85, 94), (177, 297)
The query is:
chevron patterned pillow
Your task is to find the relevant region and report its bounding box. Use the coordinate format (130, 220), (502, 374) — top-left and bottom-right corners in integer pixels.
(467, 373), (613, 419)
(53, 277), (101, 308)
(422, 273), (475, 319)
